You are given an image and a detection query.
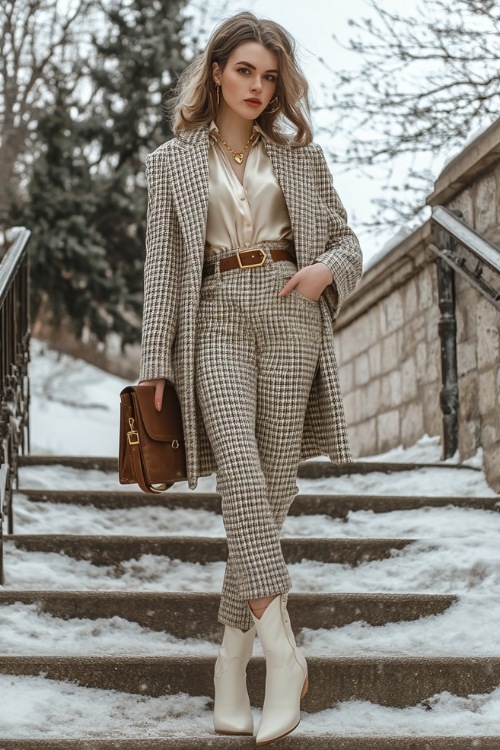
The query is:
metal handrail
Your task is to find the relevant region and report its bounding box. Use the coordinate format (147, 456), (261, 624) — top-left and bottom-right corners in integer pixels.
(0, 227), (31, 584)
(429, 206), (500, 461)
(430, 206), (500, 310)
(0, 228), (31, 306)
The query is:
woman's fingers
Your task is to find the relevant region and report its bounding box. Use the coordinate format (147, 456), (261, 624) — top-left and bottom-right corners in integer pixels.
(276, 276), (296, 297)
(155, 379), (165, 412)
(277, 264), (333, 300)
(137, 378), (165, 412)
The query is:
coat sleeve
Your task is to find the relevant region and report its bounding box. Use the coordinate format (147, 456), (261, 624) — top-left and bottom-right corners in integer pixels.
(309, 142), (363, 320)
(138, 150), (181, 384)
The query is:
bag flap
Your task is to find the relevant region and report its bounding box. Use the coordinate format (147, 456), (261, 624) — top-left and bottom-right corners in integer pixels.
(120, 384), (184, 442)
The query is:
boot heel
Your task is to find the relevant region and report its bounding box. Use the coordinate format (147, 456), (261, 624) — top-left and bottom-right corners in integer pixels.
(300, 671), (309, 699)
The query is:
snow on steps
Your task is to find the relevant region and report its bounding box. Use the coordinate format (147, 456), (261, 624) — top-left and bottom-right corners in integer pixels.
(1, 456), (499, 746)
(1, 654), (500, 709)
(0, 591), (458, 636)
(18, 488), (500, 514)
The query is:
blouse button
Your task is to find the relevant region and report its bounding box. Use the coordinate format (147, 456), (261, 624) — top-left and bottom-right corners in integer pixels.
(239, 195), (246, 201)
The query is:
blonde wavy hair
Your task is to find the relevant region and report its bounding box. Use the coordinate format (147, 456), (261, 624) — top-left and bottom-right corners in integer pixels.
(169, 11), (313, 147)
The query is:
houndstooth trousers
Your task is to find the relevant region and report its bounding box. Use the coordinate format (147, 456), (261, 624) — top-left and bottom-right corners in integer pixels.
(194, 241), (323, 633)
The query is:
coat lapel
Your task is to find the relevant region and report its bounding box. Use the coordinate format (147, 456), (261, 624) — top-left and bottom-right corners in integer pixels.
(263, 139), (316, 268)
(168, 127), (210, 288)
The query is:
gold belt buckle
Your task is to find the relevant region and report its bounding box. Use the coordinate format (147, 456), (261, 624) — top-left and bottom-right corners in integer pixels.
(235, 248), (266, 269)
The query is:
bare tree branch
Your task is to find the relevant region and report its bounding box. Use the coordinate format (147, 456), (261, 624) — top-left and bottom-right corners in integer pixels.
(316, 0), (500, 232)
(0, 0), (103, 224)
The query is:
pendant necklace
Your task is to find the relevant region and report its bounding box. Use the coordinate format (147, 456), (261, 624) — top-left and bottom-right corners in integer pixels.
(215, 130), (256, 164)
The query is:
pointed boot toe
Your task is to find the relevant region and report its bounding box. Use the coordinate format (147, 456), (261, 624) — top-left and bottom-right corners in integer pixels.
(251, 594), (308, 746)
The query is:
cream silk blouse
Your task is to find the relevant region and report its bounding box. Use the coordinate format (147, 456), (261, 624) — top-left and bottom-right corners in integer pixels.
(204, 120), (294, 258)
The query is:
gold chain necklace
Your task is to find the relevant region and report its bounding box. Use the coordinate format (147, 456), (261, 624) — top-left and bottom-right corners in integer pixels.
(215, 130), (256, 164)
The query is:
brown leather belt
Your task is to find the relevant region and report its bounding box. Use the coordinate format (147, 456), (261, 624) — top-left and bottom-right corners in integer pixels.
(202, 246), (296, 279)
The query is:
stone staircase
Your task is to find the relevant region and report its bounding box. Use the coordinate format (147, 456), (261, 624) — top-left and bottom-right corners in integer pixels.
(0, 455), (499, 748)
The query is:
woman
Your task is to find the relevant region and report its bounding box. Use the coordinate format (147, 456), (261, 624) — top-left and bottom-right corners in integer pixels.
(138, 11), (362, 746)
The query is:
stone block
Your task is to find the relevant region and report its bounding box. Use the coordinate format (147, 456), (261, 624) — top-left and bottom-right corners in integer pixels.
(384, 292), (405, 334)
(448, 189), (474, 225)
(480, 410), (500, 450)
(401, 358), (418, 402)
(418, 267), (436, 310)
(422, 386), (443, 437)
(458, 419), (480, 461)
(368, 343), (382, 377)
(338, 361), (354, 393)
(415, 341), (427, 383)
(403, 284), (418, 321)
(422, 339), (440, 385)
(343, 390), (360, 426)
(424, 304), (440, 343)
(475, 173), (496, 234)
(380, 370), (402, 410)
(354, 352), (370, 386)
(349, 418), (377, 458)
(456, 283), (478, 342)
(458, 371), (479, 422)
(360, 378), (382, 420)
(401, 402), (424, 447)
(379, 304), (388, 337)
(483, 443), (500, 492)
(338, 316), (372, 362)
(381, 332), (400, 375)
(485, 224), (500, 248)
(457, 341), (477, 377)
(377, 409), (400, 452)
(478, 369), (497, 415)
(403, 315), (426, 355)
(476, 298), (500, 369)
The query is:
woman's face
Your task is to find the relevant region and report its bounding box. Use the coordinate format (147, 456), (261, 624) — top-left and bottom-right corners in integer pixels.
(213, 42), (279, 122)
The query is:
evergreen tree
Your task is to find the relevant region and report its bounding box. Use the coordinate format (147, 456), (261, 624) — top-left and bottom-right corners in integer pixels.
(14, 81), (130, 342)
(15, 0), (189, 347)
(79, 0), (189, 347)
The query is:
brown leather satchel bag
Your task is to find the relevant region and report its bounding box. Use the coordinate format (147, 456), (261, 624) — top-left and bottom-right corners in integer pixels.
(119, 383), (187, 493)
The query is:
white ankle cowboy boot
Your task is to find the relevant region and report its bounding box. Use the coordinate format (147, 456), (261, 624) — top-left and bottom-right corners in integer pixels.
(251, 593), (308, 746)
(213, 623), (256, 735)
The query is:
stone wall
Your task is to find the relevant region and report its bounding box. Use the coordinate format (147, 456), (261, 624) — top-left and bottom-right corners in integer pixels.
(336, 119), (500, 490)
(335, 227), (442, 458)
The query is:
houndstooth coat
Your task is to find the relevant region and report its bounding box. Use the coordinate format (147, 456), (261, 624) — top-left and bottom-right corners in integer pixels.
(139, 124), (363, 490)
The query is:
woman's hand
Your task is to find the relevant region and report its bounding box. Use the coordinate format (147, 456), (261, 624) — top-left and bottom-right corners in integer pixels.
(138, 378), (166, 412)
(277, 262), (334, 302)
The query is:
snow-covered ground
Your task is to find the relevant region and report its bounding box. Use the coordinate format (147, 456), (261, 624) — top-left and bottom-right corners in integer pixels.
(1, 338), (499, 739)
(2, 674), (500, 739)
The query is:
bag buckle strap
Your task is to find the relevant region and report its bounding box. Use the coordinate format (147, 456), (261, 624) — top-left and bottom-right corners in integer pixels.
(127, 417), (140, 445)
(235, 248), (266, 269)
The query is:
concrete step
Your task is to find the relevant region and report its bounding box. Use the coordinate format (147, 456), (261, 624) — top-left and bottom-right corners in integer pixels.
(17, 489), (500, 515)
(17, 455), (479, 477)
(0, 737), (498, 749)
(0, 591), (457, 637)
(7, 535), (412, 565)
(1, 655), (499, 709)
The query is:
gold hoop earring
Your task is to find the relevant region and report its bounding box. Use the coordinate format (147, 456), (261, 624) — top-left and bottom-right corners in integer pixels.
(266, 96), (280, 114)
(216, 84), (220, 107)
